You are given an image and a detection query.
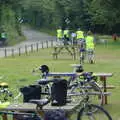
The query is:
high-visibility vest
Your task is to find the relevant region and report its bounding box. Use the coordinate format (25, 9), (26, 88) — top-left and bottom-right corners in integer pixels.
(76, 30), (84, 39)
(63, 30), (69, 38)
(85, 36), (95, 49)
(57, 29), (63, 38)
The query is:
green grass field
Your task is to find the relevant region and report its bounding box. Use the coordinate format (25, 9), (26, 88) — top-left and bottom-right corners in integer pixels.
(0, 40), (120, 119)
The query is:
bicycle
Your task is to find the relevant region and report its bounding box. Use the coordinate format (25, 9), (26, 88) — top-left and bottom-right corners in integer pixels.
(67, 72), (103, 112)
(0, 82), (14, 103)
(32, 64), (103, 108)
(0, 78), (112, 120)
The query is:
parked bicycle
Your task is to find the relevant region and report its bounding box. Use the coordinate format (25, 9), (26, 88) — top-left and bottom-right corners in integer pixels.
(32, 64), (103, 109)
(0, 82), (13, 102)
(0, 78), (112, 120)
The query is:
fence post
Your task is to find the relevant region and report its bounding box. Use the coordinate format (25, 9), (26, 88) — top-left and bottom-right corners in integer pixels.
(36, 43), (39, 52)
(19, 47), (21, 56)
(46, 40), (48, 48)
(12, 48), (14, 57)
(41, 41), (44, 49)
(51, 40), (53, 47)
(25, 45), (28, 55)
(4, 48), (7, 57)
(31, 44), (33, 52)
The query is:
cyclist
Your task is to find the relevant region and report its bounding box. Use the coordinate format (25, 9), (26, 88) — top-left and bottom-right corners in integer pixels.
(57, 26), (63, 45)
(76, 28), (86, 63)
(85, 30), (95, 64)
(63, 28), (70, 45)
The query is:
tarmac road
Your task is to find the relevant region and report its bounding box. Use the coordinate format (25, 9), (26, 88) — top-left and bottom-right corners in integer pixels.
(0, 26), (57, 57)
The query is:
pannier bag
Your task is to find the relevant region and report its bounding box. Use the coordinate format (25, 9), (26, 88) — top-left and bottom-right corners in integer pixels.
(20, 85), (41, 102)
(51, 79), (67, 106)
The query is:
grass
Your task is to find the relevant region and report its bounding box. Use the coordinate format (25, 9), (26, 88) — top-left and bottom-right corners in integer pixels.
(0, 40), (120, 119)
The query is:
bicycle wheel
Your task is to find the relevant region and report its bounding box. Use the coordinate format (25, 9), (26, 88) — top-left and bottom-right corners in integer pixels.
(85, 81), (103, 107)
(77, 104), (112, 120)
(68, 81), (103, 113)
(67, 82), (84, 103)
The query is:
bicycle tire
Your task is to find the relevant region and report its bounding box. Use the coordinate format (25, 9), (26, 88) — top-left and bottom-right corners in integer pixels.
(86, 81), (103, 106)
(77, 104), (112, 120)
(68, 81), (103, 113)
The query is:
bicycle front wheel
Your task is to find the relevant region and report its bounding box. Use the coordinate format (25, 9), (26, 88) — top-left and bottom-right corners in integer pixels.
(77, 104), (112, 120)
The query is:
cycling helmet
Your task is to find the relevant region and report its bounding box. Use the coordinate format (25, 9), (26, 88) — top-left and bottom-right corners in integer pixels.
(39, 65), (49, 74)
(75, 65), (84, 73)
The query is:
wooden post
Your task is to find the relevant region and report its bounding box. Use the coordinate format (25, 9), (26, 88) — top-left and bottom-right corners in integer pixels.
(25, 45), (28, 55)
(41, 42), (44, 49)
(31, 44), (33, 52)
(53, 47), (58, 59)
(4, 48), (7, 57)
(100, 76), (107, 105)
(46, 40), (48, 48)
(19, 47), (21, 56)
(12, 48), (14, 57)
(51, 40), (53, 47)
(36, 43), (39, 52)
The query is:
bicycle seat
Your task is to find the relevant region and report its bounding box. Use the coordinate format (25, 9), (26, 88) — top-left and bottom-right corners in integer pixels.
(37, 79), (55, 85)
(29, 99), (50, 109)
(37, 78), (64, 85)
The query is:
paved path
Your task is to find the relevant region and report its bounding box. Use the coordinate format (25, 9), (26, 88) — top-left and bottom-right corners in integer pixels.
(0, 27), (57, 57)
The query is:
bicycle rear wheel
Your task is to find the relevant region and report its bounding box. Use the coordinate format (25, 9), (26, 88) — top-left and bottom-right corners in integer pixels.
(86, 81), (103, 107)
(77, 104), (112, 120)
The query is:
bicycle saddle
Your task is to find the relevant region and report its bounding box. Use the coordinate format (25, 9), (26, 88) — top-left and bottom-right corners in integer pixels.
(37, 79), (55, 85)
(29, 99), (50, 109)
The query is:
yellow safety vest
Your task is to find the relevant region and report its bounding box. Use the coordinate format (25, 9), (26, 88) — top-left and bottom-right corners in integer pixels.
(57, 29), (63, 38)
(63, 30), (69, 38)
(76, 30), (84, 39)
(85, 36), (95, 50)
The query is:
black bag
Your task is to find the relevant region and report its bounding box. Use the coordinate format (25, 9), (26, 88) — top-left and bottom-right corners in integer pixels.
(51, 79), (67, 106)
(20, 85), (41, 102)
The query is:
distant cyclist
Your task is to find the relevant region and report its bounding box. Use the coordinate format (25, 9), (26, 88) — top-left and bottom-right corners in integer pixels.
(85, 30), (95, 64)
(76, 28), (86, 63)
(63, 28), (70, 45)
(57, 26), (63, 45)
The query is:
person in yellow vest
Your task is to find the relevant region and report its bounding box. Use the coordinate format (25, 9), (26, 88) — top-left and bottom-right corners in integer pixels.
(57, 26), (63, 45)
(63, 28), (70, 45)
(76, 28), (84, 39)
(76, 28), (85, 45)
(85, 30), (95, 64)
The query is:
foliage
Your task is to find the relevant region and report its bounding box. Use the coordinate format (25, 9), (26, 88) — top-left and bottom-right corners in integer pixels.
(0, 42), (120, 119)
(0, 0), (24, 46)
(1, 0), (120, 38)
(20, 0), (120, 34)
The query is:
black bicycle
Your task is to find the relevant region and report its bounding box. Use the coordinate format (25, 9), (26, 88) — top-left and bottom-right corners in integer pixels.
(0, 78), (112, 120)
